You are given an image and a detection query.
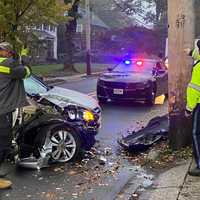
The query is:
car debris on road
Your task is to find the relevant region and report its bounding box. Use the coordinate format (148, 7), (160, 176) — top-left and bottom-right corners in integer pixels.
(118, 114), (169, 152)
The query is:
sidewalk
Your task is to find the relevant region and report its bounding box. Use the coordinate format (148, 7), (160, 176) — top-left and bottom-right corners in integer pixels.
(137, 159), (200, 200)
(44, 72), (101, 86)
(178, 160), (200, 200)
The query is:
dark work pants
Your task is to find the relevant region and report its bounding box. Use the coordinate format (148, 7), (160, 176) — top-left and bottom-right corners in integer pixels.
(0, 113), (13, 164)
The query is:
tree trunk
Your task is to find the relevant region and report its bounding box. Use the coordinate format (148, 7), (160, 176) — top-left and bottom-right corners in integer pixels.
(64, 30), (75, 71)
(168, 0), (195, 150)
(64, 1), (79, 72)
(85, 0), (91, 75)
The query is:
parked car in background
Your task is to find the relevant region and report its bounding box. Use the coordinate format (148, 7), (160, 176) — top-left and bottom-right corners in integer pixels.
(97, 58), (168, 105)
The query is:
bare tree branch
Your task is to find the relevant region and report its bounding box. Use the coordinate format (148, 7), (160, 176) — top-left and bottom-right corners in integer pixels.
(17, 0), (35, 19)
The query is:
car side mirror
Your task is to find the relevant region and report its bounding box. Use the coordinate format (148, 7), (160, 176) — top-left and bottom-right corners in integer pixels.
(152, 68), (166, 77)
(153, 62), (166, 75)
(158, 69), (166, 74)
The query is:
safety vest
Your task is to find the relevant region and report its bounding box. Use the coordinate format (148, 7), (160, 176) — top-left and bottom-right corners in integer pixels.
(192, 48), (200, 61)
(0, 57), (31, 78)
(19, 47), (29, 57)
(0, 57), (10, 74)
(190, 49), (200, 87)
(186, 49), (200, 111)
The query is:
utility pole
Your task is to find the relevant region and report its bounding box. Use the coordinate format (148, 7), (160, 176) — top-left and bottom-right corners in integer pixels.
(85, 0), (91, 76)
(168, 0), (195, 150)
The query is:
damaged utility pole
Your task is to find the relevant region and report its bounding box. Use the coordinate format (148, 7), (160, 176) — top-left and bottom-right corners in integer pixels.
(168, 0), (195, 150)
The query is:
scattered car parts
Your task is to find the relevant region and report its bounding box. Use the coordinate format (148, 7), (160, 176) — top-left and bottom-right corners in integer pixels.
(118, 114), (169, 152)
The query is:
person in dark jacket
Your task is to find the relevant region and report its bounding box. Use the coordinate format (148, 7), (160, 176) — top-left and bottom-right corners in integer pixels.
(0, 42), (31, 189)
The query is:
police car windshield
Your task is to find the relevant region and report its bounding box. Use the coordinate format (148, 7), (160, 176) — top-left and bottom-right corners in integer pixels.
(113, 59), (157, 74)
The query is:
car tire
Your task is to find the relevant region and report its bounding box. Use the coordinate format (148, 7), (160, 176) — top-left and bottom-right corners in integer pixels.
(39, 125), (81, 163)
(146, 88), (156, 106)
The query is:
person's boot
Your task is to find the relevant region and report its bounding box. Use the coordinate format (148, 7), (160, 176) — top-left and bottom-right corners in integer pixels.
(188, 167), (200, 176)
(0, 178), (12, 189)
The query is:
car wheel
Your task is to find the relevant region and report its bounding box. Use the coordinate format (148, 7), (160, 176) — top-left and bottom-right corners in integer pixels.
(40, 125), (81, 163)
(146, 88), (156, 106)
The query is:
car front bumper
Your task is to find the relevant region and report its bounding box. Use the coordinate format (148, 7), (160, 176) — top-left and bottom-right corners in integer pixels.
(97, 84), (152, 101)
(71, 122), (98, 151)
(64, 109), (101, 151)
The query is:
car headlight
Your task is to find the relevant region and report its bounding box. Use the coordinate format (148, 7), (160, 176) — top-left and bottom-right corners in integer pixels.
(64, 105), (78, 121)
(64, 105), (95, 122)
(68, 109), (77, 120)
(83, 110), (95, 122)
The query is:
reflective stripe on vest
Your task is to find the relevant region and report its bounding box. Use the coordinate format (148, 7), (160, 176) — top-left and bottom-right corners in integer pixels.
(0, 57), (10, 74)
(188, 83), (200, 92)
(0, 66), (10, 74)
(0, 57), (7, 63)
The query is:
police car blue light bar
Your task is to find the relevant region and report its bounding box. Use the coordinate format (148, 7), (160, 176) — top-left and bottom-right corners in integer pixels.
(124, 60), (131, 65)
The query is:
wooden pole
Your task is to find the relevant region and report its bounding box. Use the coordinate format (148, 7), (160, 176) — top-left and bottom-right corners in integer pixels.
(168, 0), (195, 150)
(85, 0), (91, 75)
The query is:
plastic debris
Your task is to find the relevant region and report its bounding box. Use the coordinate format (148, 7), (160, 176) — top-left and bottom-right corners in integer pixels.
(98, 156), (107, 165)
(118, 115), (169, 152)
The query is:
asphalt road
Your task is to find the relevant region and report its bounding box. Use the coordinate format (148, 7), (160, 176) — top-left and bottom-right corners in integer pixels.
(60, 77), (168, 149)
(0, 76), (168, 200)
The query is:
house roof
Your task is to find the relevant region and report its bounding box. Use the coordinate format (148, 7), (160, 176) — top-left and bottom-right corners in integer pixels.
(90, 0), (136, 29)
(78, 8), (110, 29)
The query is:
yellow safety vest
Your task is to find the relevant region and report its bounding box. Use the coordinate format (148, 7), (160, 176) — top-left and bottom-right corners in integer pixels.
(0, 57), (10, 74)
(0, 57), (30, 78)
(19, 47), (29, 57)
(186, 49), (200, 111)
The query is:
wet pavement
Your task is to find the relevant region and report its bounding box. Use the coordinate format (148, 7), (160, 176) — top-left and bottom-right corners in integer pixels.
(0, 76), (168, 200)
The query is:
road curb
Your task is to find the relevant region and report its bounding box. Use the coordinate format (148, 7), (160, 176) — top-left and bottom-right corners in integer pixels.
(82, 166), (146, 200)
(45, 71), (102, 86)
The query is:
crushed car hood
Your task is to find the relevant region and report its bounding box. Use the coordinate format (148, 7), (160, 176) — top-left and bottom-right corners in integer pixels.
(100, 72), (153, 83)
(41, 86), (99, 110)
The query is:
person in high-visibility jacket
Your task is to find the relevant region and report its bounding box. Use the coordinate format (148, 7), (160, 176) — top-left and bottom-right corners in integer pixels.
(0, 42), (31, 189)
(185, 40), (200, 176)
(19, 44), (30, 65)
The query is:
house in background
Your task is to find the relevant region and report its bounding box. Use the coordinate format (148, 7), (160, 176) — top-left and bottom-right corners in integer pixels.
(30, 24), (57, 64)
(57, 2), (138, 63)
(75, 7), (110, 50)
(57, 7), (110, 62)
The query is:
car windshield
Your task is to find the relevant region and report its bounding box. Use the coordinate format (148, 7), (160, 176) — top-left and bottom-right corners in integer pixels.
(24, 76), (49, 95)
(113, 59), (157, 74)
